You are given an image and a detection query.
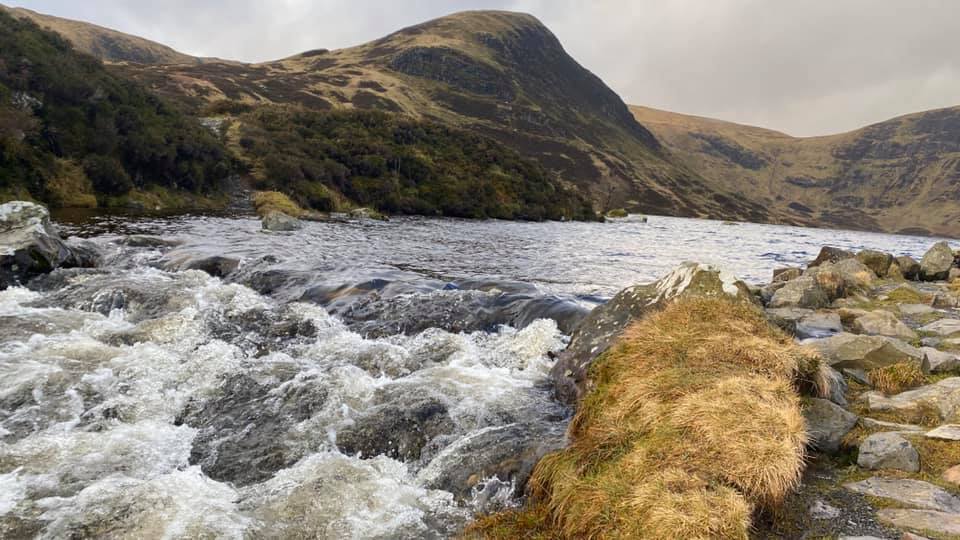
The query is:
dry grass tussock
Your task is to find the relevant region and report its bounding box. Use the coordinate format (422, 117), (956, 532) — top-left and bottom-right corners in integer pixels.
(252, 191), (303, 218)
(465, 297), (826, 539)
(868, 362), (927, 395)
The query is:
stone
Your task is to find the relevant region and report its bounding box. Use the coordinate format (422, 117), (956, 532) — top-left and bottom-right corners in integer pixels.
(858, 417), (924, 432)
(795, 311), (843, 339)
(932, 291), (960, 309)
(920, 318), (960, 337)
(925, 424), (960, 441)
(832, 258), (878, 290)
(844, 477), (960, 512)
(769, 276), (830, 309)
(808, 499), (841, 520)
(820, 365), (849, 407)
(856, 249), (894, 277)
(921, 347), (960, 373)
(765, 307), (813, 335)
(759, 281), (787, 305)
(951, 268), (960, 281)
(877, 509), (960, 536)
(551, 262), (755, 404)
(850, 310), (917, 340)
(809, 246), (854, 268)
(899, 303), (935, 316)
(943, 464), (960, 486)
(773, 267), (802, 282)
(895, 255), (922, 280)
(843, 368), (871, 386)
(261, 210), (301, 231)
(805, 333), (927, 371)
(865, 377), (960, 421)
(163, 253), (240, 278)
(804, 265), (846, 300)
(920, 241), (956, 281)
(0, 201), (95, 289)
(856, 432), (920, 472)
(803, 398), (858, 453)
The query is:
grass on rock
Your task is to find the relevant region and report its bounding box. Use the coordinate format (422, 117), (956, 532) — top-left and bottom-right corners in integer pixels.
(252, 191), (304, 218)
(466, 297), (827, 539)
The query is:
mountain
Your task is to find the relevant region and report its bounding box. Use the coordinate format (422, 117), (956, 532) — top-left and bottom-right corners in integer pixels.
(99, 10), (772, 222)
(0, 9), (233, 208)
(631, 105), (960, 237)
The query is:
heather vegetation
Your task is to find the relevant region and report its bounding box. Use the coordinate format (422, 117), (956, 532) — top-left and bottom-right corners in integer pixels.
(236, 106), (598, 221)
(0, 11), (232, 206)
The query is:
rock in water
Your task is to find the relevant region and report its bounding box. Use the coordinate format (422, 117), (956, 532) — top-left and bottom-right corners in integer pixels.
(920, 241), (955, 281)
(802, 398), (858, 454)
(856, 432), (920, 472)
(551, 262), (754, 403)
(262, 210), (302, 231)
(0, 201), (92, 289)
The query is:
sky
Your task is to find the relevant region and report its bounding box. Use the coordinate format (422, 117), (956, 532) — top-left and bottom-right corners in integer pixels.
(11, 0), (960, 137)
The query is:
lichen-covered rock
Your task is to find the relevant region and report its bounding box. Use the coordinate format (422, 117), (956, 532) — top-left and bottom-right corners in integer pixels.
(809, 246), (854, 268)
(856, 432), (920, 472)
(805, 333), (927, 372)
(551, 262), (755, 403)
(0, 201), (95, 289)
(920, 241), (956, 281)
(802, 398), (858, 454)
(769, 276), (830, 309)
(851, 310), (917, 340)
(856, 249), (894, 278)
(262, 210), (302, 231)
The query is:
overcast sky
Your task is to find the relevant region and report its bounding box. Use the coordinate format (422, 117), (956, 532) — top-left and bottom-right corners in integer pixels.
(11, 0), (960, 136)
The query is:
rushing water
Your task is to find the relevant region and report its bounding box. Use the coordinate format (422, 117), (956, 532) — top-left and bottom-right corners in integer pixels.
(0, 212), (948, 538)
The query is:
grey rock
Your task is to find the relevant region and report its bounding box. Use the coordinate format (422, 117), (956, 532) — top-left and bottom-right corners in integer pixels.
(920, 241), (956, 281)
(920, 318), (960, 337)
(851, 310), (917, 340)
(261, 210), (302, 231)
(769, 276), (830, 309)
(920, 347), (960, 373)
(805, 333), (927, 372)
(877, 509), (960, 536)
(809, 246), (854, 268)
(895, 255), (922, 280)
(864, 377), (960, 421)
(858, 417), (924, 432)
(821, 365), (849, 406)
(803, 398), (858, 453)
(0, 201), (94, 289)
(773, 267), (803, 282)
(925, 424), (960, 441)
(765, 306), (812, 334)
(931, 291), (960, 309)
(899, 303), (935, 316)
(843, 368), (871, 386)
(856, 250), (894, 278)
(796, 311), (843, 339)
(808, 499), (841, 520)
(336, 392), (454, 461)
(845, 477), (960, 512)
(857, 432), (920, 472)
(551, 262), (754, 404)
(759, 281), (787, 305)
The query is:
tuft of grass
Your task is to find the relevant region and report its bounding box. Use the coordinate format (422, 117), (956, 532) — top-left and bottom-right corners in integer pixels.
(45, 159), (97, 208)
(868, 362), (927, 395)
(252, 190), (304, 218)
(468, 297), (824, 539)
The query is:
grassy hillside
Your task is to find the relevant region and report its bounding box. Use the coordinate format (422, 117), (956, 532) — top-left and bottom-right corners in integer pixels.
(235, 106), (597, 220)
(108, 10), (774, 223)
(631, 105), (960, 237)
(0, 10), (233, 208)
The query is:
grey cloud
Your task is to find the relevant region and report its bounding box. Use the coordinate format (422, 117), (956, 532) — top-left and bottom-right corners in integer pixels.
(12, 0), (960, 135)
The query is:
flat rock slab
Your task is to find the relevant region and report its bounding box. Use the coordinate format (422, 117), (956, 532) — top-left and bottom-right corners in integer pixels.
(796, 311), (843, 339)
(844, 477), (960, 513)
(852, 310), (917, 340)
(921, 346), (960, 373)
(920, 318), (960, 336)
(805, 333), (926, 371)
(858, 417), (924, 432)
(926, 424), (960, 440)
(899, 303), (936, 316)
(865, 377), (960, 420)
(877, 509), (960, 536)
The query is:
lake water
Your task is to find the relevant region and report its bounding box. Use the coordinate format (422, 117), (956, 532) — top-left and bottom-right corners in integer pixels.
(0, 212), (948, 538)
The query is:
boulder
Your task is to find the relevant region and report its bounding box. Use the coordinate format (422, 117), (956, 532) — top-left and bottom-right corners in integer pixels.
(805, 333), (927, 372)
(932, 291), (960, 309)
(809, 246), (854, 268)
(808, 266), (846, 300)
(772, 267), (803, 283)
(765, 307), (813, 335)
(895, 255), (922, 280)
(802, 398), (858, 453)
(850, 310), (917, 340)
(759, 281), (787, 305)
(336, 392), (454, 461)
(877, 509), (960, 536)
(925, 424), (960, 441)
(845, 478), (960, 512)
(856, 432), (920, 472)
(262, 210), (301, 231)
(162, 253), (241, 278)
(856, 249), (894, 278)
(920, 318), (960, 337)
(921, 347), (960, 373)
(0, 201), (94, 288)
(944, 464), (960, 486)
(831, 258), (877, 290)
(769, 276), (830, 309)
(919, 241), (956, 281)
(899, 303), (935, 316)
(795, 311), (843, 339)
(551, 262), (755, 404)
(864, 377), (960, 421)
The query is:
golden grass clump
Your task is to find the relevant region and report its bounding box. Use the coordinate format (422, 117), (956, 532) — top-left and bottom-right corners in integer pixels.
(252, 190), (304, 218)
(466, 297), (824, 539)
(868, 362), (927, 395)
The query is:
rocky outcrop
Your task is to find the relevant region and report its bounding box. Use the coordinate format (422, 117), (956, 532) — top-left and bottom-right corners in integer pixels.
(551, 262), (754, 403)
(856, 432), (920, 472)
(0, 201), (97, 289)
(919, 241), (956, 281)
